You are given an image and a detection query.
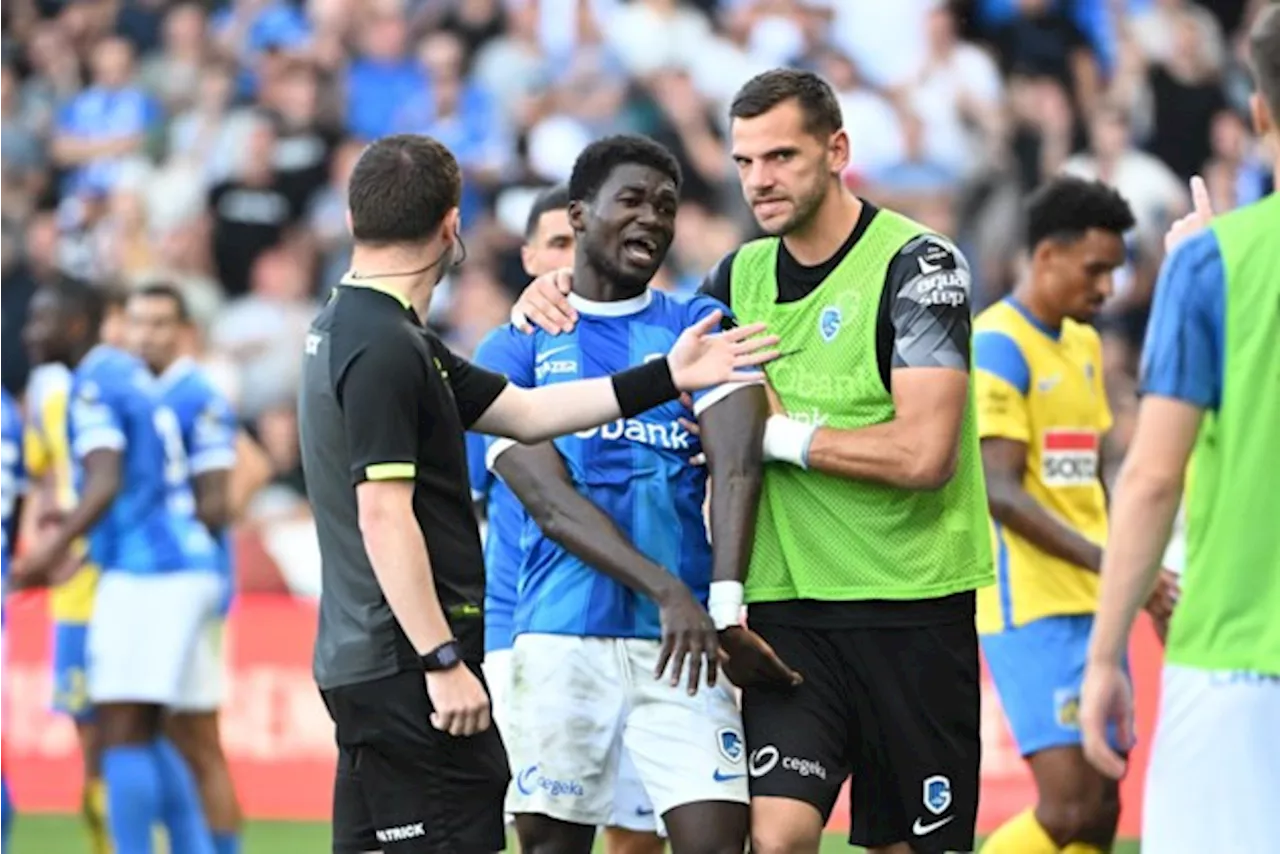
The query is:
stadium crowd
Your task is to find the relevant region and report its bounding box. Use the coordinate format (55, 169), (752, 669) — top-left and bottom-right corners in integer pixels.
(3, 0), (1274, 559)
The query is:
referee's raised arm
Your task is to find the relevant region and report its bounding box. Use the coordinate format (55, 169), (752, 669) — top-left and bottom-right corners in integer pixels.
(297, 134), (779, 854)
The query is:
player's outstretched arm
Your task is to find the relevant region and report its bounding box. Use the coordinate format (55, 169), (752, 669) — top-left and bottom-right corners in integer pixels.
(472, 312), (778, 445)
(982, 438), (1104, 572)
(14, 448), (120, 586)
(492, 442), (719, 694)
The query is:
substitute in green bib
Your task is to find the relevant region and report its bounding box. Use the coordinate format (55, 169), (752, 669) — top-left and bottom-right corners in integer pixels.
(713, 70), (993, 854)
(1080, 8), (1280, 854)
(509, 69), (994, 854)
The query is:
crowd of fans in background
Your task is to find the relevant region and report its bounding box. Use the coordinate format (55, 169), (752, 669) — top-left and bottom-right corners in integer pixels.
(1, 0), (1274, 594)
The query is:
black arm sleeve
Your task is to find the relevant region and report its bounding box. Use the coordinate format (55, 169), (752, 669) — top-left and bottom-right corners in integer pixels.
(696, 250), (738, 305)
(338, 338), (429, 484)
(437, 344), (510, 429)
(878, 235), (973, 384)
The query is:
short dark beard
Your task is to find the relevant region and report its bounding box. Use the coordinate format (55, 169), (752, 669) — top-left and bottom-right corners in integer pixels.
(762, 176), (831, 237)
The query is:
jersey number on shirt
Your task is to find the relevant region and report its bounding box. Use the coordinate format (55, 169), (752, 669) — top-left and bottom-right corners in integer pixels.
(154, 406), (195, 518)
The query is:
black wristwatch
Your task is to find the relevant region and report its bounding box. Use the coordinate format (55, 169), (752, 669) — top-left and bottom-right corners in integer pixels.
(420, 640), (463, 672)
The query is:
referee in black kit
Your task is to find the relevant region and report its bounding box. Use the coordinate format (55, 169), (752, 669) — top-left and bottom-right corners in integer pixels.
(298, 134), (779, 854)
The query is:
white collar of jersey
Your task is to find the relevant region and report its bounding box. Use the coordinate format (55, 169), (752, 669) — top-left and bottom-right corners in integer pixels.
(157, 356), (197, 391)
(567, 289), (652, 317)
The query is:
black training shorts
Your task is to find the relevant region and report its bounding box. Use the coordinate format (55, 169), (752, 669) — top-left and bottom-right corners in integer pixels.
(741, 617), (981, 853)
(321, 665), (510, 854)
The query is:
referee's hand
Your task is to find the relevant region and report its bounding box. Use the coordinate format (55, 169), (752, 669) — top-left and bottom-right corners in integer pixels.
(425, 667), (492, 737)
(654, 584), (721, 695)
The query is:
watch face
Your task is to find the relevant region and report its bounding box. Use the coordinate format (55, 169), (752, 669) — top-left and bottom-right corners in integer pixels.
(438, 645), (459, 666)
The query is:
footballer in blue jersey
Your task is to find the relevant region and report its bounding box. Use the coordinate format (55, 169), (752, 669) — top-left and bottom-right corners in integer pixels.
(485, 137), (770, 854)
(128, 283), (253, 854)
(18, 277), (215, 854)
(1, 388), (24, 849)
(470, 185), (667, 852)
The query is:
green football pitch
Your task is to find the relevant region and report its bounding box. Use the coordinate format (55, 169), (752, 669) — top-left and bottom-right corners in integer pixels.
(7, 815), (1142, 852)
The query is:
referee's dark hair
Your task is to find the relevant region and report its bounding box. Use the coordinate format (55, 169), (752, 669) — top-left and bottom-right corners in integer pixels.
(730, 69), (844, 139)
(524, 184), (570, 240)
(133, 281), (191, 324)
(347, 134), (461, 246)
(1024, 177), (1136, 251)
(1249, 3), (1280, 120)
(568, 135), (682, 205)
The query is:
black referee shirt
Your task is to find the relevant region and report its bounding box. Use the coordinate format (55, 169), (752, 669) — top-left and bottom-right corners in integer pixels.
(299, 280), (507, 691)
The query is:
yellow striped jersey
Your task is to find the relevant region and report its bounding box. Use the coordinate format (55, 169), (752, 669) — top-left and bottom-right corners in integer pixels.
(972, 298), (1111, 634)
(24, 364), (99, 624)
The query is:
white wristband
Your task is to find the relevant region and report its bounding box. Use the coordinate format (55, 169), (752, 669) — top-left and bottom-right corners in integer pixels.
(762, 415), (817, 469)
(708, 580), (744, 630)
(510, 304), (529, 328)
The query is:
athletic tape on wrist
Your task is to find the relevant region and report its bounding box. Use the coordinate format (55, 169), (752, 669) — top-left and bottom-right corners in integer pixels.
(764, 415), (816, 469)
(708, 580), (744, 630)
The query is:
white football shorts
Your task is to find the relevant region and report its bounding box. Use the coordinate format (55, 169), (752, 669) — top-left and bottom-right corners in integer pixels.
(1142, 664), (1280, 853)
(88, 569), (222, 706)
(485, 646), (663, 834)
(504, 634), (748, 828)
(171, 615), (230, 713)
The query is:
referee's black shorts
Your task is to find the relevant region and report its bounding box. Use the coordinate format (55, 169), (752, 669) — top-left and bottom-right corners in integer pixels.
(741, 605), (981, 853)
(321, 665), (510, 854)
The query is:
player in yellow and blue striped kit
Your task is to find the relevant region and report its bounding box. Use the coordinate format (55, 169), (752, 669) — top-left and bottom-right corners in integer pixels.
(974, 178), (1175, 854)
(24, 361), (111, 854)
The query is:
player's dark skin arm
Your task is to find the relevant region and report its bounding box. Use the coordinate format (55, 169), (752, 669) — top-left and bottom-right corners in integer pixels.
(699, 386), (802, 688)
(14, 449), (120, 587)
(982, 437), (1103, 572)
(193, 470), (231, 533)
(494, 443), (719, 693)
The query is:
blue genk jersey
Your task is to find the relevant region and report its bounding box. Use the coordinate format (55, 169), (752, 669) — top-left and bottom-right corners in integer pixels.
(2, 388), (25, 626)
(68, 346), (217, 575)
(464, 426), (524, 653)
(1138, 229), (1226, 409)
(158, 357), (239, 612)
(479, 290), (730, 640)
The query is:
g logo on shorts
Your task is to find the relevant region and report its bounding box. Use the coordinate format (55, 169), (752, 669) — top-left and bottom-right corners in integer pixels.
(749, 745), (780, 777)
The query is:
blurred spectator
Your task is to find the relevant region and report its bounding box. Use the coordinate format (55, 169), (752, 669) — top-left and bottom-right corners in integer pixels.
(264, 59), (341, 213)
(342, 8), (424, 141)
(1202, 107), (1271, 211)
(395, 29), (511, 226)
(209, 247), (316, 423)
(1143, 10), (1229, 180)
(991, 0), (1101, 120)
(167, 58), (259, 186)
(51, 35), (160, 195)
(1130, 0), (1227, 72)
(208, 114), (301, 298)
(1062, 102), (1187, 251)
(138, 2), (209, 113)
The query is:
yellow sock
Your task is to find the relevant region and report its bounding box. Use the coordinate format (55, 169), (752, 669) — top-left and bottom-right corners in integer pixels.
(981, 808), (1059, 854)
(83, 777), (112, 854)
(1062, 844), (1106, 853)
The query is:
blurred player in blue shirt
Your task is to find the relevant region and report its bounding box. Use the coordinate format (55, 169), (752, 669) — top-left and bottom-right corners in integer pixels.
(469, 184), (669, 853)
(128, 283), (269, 854)
(16, 276), (218, 854)
(1, 388), (25, 849)
(481, 137), (772, 854)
